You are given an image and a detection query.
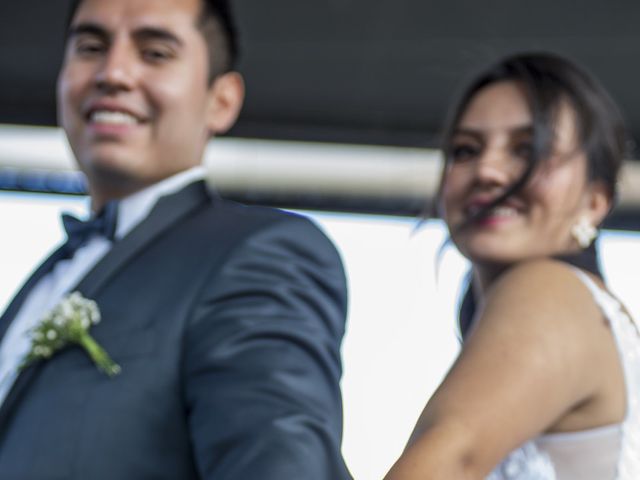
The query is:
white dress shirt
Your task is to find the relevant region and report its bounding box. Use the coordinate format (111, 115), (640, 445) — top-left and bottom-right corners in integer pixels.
(0, 166), (205, 405)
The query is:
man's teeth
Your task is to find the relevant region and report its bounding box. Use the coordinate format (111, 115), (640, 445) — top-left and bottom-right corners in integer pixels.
(91, 110), (138, 125)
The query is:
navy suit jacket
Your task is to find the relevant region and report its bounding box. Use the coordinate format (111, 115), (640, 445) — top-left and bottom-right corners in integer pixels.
(0, 181), (351, 479)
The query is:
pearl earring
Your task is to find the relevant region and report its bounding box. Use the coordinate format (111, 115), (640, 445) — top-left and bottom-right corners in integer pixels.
(571, 216), (597, 248)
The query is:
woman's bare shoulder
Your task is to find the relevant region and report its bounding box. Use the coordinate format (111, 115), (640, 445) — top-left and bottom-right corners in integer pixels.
(472, 259), (611, 399)
(409, 259), (612, 473)
(483, 259), (604, 327)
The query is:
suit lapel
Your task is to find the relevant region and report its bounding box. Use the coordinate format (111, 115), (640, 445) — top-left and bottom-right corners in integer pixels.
(0, 244), (69, 343)
(0, 180), (212, 435)
(77, 180), (210, 298)
(0, 245), (71, 435)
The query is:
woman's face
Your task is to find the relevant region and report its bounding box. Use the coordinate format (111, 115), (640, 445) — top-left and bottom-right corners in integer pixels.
(441, 81), (605, 267)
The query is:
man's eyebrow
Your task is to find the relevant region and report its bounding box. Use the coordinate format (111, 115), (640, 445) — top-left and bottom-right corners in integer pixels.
(67, 24), (184, 48)
(133, 27), (184, 47)
(67, 23), (109, 40)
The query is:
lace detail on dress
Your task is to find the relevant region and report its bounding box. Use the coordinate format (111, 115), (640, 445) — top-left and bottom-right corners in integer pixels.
(486, 442), (556, 480)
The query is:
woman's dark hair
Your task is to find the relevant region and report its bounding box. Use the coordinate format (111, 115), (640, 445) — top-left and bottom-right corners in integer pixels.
(438, 52), (627, 222)
(65, 0), (238, 81)
(442, 52), (629, 338)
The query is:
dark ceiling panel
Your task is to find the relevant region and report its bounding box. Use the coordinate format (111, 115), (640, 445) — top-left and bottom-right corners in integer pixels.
(1, 0), (640, 154)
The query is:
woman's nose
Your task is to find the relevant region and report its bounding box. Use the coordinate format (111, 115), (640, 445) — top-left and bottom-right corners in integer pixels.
(473, 147), (517, 186)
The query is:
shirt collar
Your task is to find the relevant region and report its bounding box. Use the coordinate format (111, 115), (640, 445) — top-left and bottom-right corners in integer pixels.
(114, 166), (206, 240)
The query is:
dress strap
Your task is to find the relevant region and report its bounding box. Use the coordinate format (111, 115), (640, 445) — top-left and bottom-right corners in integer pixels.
(569, 267), (623, 319)
(570, 267), (640, 479)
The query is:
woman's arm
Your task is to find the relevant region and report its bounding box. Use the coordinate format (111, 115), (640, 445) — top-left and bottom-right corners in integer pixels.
(385, 260), (617, 479)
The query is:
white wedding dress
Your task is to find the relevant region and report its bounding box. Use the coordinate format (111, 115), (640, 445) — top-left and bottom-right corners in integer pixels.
(487, 269), (640, 479)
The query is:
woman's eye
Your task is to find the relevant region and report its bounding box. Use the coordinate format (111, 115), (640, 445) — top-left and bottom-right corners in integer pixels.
(513, 142), (534, 160)
(450, 144), (479, 162)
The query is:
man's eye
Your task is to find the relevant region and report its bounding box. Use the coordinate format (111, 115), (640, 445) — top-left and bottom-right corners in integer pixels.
(74, 40), (106, 56)
(142, 47), (174, 62)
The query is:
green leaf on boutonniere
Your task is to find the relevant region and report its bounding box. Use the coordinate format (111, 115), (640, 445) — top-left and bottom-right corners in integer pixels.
(20, 291), (121, 377)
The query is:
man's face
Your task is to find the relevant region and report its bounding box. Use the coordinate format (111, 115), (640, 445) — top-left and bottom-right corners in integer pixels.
(58, 0), (231, 200)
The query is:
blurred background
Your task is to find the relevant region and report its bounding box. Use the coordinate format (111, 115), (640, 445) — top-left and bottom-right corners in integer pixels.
(1, 1), (639, 478)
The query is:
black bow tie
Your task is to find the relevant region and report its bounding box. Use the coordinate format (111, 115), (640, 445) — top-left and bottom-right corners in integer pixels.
(61, 201), (118, 255)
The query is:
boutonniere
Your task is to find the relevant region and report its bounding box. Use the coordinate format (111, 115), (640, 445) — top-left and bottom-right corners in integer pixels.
(20, 292), (121, 377)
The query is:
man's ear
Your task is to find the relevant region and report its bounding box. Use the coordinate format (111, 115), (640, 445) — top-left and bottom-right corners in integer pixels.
(205, 72), (245, 135)
(585, 180), (613, 227)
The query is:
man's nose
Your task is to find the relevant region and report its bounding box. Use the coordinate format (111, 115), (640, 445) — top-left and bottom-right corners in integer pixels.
(94, 41), (137, 92)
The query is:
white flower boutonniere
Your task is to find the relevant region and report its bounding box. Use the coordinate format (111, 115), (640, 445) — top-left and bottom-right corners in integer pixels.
(20, 292), (121, 377)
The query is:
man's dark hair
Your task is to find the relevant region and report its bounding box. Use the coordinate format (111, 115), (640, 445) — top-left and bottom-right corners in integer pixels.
(197, 0), (239, 79)
(65, 0), (238, 82)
